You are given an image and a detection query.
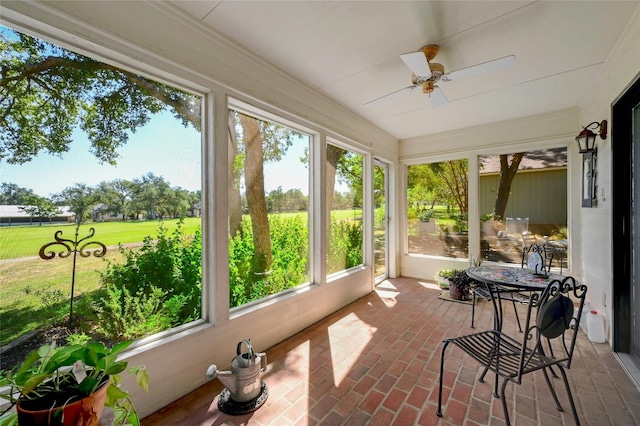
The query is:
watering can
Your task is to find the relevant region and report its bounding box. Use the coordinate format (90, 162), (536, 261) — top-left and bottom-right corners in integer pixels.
(206, 340), (267, 403)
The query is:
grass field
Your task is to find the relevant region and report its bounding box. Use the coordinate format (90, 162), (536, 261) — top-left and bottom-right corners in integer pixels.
(0, 218), (201, 346)
(0, 218), (202, 260)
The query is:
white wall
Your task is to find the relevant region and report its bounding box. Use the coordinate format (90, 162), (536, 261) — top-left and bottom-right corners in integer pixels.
(1, 1), (398, 417)
(578, 4), (640, 342)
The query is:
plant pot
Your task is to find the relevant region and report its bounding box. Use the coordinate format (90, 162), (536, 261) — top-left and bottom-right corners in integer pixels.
(17, 379), (109, 426)
(449, 284), (465, 301)
(418, 221), (436, 234)
(436, 276), (450, 289)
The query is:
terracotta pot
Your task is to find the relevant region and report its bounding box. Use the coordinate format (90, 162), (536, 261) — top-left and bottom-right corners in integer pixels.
(17, 379), (109, 426)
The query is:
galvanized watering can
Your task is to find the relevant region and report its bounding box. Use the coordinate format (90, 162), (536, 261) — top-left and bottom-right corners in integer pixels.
(206, 340), (267, 403)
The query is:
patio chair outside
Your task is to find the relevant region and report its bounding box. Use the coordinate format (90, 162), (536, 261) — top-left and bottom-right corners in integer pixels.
(437, 276), (587, 425)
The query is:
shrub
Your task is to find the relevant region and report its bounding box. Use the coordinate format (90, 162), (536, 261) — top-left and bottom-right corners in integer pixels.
(327, 218), (363, 274)
(229, 215), (309, 307)
(95, 220), (201, 339)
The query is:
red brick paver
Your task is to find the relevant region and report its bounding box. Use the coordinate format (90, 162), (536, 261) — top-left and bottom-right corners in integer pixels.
(143, 277), (640, 425)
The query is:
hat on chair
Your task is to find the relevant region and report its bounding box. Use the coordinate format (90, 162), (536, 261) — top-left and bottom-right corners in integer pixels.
(536, 294), (574, 338)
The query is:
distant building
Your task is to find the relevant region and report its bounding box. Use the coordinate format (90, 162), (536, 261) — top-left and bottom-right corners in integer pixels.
(0, 205), (75, 226)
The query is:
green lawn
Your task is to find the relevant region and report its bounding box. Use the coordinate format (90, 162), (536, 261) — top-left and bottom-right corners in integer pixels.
(0, 218), (202, 260)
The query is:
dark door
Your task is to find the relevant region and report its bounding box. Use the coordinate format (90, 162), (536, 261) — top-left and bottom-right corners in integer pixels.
(613, 76), (640, 358)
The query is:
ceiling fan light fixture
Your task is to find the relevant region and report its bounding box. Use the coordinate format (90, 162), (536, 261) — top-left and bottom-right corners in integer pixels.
(422, 81), (435, 94)
(421, 45), (439, 61)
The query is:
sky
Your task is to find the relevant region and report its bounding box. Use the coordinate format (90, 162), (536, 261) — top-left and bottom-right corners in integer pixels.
(1, 109), (313, 199)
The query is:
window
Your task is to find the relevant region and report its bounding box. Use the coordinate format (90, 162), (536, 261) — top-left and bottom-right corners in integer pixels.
(228, 108), (310, 307)
(326, 143), (364, 275)
(406, 159), (469, 258)
(0, 26), (203, 348)
(479, 148), (568, 270)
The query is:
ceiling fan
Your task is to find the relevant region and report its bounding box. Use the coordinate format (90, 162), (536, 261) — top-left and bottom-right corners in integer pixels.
(365, 45), (515, 108)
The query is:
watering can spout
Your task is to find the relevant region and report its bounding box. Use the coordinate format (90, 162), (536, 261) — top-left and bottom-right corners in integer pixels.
(206, 365), (236, 392)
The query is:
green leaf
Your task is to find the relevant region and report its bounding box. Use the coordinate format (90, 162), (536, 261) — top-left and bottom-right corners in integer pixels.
(15, 349), (42, 375)
(18, 372), (50, 395)
(77, 377), (100, 394)
(110, 340), (133, 356)
(106, 382), (128, 400)
(105, 361), (127, 376)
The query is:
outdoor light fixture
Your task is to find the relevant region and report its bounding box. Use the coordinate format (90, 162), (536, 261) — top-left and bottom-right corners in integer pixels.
(575, 120), (607, 154)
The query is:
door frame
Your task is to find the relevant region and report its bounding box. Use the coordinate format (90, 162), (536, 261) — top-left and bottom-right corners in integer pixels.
(612, 74), (640, 353)
(374, 158), (389, 282)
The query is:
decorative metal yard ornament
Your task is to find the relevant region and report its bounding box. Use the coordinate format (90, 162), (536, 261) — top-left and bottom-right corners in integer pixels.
(39, 223), (107, 327)
(205, 339), (268, 415)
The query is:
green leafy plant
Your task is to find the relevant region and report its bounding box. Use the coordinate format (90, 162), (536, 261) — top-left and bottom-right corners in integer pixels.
(436, 269), (455, 279)
(419, 210), (434, 222)
(449, 270), (473, 300)
(0, 340), (149, 426)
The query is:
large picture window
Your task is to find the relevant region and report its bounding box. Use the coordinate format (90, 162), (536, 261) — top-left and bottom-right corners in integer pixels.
(0, 26), (203, 352)
(478, 148), (568, 270)
(228, 108), (310, 308)
(406, 159), (469, 258)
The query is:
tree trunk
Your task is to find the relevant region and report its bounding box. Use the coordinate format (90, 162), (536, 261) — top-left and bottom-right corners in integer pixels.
(228, 112), (243, 237)
(239, 114), (272, 272)
(325, 145), (345, 224)
(493, 153), (525, 220)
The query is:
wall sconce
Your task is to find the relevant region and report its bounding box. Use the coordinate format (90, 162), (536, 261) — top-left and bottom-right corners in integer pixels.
(575, 120), (607, 153)
(577, 120), (606, 208)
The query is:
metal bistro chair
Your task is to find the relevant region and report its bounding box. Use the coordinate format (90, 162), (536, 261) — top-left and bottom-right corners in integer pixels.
(470, 243), (553, 332)
(437, 276), (587, 425)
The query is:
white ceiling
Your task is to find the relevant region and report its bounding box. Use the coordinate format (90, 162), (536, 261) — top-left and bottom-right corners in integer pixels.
(172, 1), (639, 141)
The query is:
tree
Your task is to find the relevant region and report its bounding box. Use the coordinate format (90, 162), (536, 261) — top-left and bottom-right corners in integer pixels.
(0, 182), (36, 204)
(94, 179), (133, 220)
(492, 153), (525, 220)
(429, 160), (469, 215)
(18, 195), (60, 225)
(53, 183), (95, 223)
(1, 30), (200, 165)
(129, 173), (172, 220)
(238, 113), (272, 271)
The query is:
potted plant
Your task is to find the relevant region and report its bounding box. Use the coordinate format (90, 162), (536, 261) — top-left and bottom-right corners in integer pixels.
(435, 269), (455, 289)
(0, 340), (149, 426)
(448, 269), (473, 301)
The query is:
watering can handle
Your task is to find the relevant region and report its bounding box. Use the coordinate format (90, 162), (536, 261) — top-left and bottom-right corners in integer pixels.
(237, 339), (255, 363)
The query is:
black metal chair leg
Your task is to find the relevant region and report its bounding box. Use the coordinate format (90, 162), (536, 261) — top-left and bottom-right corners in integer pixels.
(500, 377), (512, 426)
(541, 367), (563, 411)
(436, 341), (452, 417)
(471, 292), (477, 328)
(558, 366), (581, 425)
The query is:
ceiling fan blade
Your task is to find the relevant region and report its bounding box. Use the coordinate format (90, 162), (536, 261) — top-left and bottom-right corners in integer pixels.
(445, 55), (515, 81)
(364, 85), (418, 107)
(428, 86), (449, 108)
(400, 52), (432, 79)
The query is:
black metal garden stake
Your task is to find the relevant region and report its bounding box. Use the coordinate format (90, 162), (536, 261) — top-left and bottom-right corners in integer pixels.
(39, 223), (107, 327)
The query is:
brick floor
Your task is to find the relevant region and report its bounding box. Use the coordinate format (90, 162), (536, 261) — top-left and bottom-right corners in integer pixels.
(142, 277), (640, 425)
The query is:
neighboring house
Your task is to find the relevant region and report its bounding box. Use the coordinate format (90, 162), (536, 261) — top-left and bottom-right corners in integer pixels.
(0, 205), (75, 225)
(479, 148), (567, 226)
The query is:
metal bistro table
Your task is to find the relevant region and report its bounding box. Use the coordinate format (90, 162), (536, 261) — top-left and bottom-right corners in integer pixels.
(466, 265), (567, 396)
(467, 265), (565, 332)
